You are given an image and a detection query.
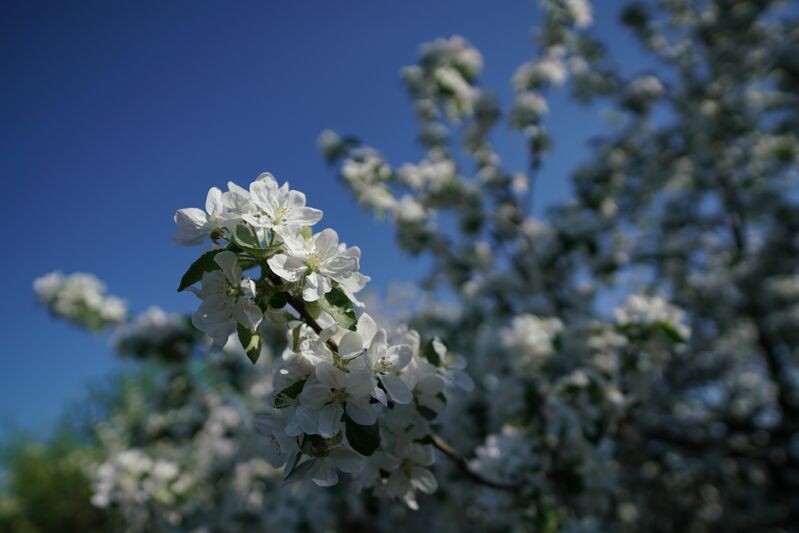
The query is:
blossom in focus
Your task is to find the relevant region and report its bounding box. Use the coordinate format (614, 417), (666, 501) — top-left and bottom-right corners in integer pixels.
(267, 229), (361, 302)
(242, 172), (323, 236)
(190, 251), (263, 347)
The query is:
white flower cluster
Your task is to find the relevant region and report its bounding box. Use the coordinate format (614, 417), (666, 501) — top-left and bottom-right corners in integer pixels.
(174, 172), (367, 348)
(540, 0), (593, 28)
(614, 294), (691, 341)
(398, 159), (455, 193)
(501, 314), (564, 371)
(91, 449), (192, 512)
(339, 148), (396, 213)
(403, 35), (483, 120)
(471, 425), (535, 480)
(112, 306), (196, 361)
(257, 317), (472, 508)
(174, 173), (472, 508)
(33, 271), (127, 330)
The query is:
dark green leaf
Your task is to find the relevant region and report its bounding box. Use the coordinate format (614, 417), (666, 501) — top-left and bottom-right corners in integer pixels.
(656, 321), (685, 343)
(269, 292), (288, 309)
(417, 405), (438, 421)
(319, 288), (357, 330)
(237, 324), (262, 364)
(275, 379), (307, 408)
(177, 249), (225, 291)
(232, 224), (263, 255)
(283, 457), (315, 484)
(422, 339), (441, 366)
(292, 325), (302, 352)
(345, 415), (380, 456)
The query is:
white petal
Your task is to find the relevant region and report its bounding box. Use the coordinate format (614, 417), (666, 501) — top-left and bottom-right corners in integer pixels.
(205, 187), (224, 216)
(328, 448), (365, 473)
(346, 398), (377, 426)
(174, 207), (207, 228)
(311, 462), (339, 487)
(285, 406), (318, 436)
(299, 384), (332, 409)
(320, 256), (358, 279)
(290, 206), (323, 226)
(410, 467), (437, 494)
(451, 370), (475, 392)
(338, 331), (365, 360)
(267, 254), (304, 282)
(356, 313), (378, 346)
(371, 386), (388, 406)
(316, 361), (347, 389)
(318, 403), (344, 438)
(380, 374), (412, 405)
(386, 344), (413, 370)
(233, 299), (263, 330)
(286, 189), (307, 209)
(345, 371), (375, 398)
(367, 329), (387, 365)
(173, 208), (209, 245)
(314, 228), (340, 258)
(249, 178), (278, 216)
(214, 251), (241, 286)
(416, 374), (445, 396)
(302, 273), (329, 302)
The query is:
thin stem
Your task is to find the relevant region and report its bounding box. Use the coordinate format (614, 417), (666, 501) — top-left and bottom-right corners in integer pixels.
(430, 432), (521, 492)
(264, 271), (339, 351)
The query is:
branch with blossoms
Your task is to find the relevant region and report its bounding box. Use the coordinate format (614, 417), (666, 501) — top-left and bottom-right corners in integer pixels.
(173, 172), (515, 508)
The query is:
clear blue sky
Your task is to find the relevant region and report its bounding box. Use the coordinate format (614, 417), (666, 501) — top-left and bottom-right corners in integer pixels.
(0, 0), (644, 435)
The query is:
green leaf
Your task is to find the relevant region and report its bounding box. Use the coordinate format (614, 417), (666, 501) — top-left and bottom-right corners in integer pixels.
(656, 321), (685, 343)
(283, 457), (315, 484)
(232, 224), (263, 255)
(269, 292), (288, 309)
(177, 249), (225, 291)
(422, 339), (441, 366)
(237, 324), (262, 364)
(345, 415), (380, 456)
(275, 379), (307, 408)
(304, 300), (322, 320)
(417, 405), (438, 421)
(292, 325), (302, 352)
(318, 287), (357, 330)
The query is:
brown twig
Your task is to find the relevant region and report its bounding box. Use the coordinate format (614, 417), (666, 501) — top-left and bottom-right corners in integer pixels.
(264, 272), (339, 351)
(430, 432), (522, 492)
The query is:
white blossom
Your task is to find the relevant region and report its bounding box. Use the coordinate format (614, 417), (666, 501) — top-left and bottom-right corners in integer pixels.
(190, 251), (262, 347)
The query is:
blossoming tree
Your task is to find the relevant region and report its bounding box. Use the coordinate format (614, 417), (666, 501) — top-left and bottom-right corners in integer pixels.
(12, 0), (799, 531)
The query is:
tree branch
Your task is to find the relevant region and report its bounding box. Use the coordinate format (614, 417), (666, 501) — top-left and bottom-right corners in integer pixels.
(430, 432), (521, 492)
(265, 272), (338, 351)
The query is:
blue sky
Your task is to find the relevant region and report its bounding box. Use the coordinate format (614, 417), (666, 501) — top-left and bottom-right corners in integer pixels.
(0, 0), (644, 435)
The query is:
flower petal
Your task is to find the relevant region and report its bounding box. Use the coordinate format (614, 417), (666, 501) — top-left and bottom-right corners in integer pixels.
(345, 370), (375, 399)
(356, 313), (378, 346)
(267, 254), (304, 282)
(380, 374), (413, 405)
(346, 397), (377, 426)
(328, 448), (365, 473)
(233, 299), (263, 330)
(338, 331), (365, 360)
(299, 384), (332, 409)
(410, 467), (438, 494)
(214, 251), (241, 286)
(316, 361), (347, 389)
(318, 403), (344, 438)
